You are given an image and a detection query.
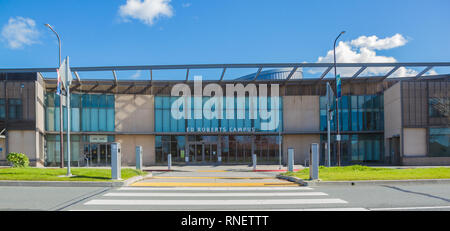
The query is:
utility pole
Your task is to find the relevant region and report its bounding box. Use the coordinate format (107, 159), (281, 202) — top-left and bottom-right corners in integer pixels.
(333, 31), (345, 166)
(45, 24), (64, 168)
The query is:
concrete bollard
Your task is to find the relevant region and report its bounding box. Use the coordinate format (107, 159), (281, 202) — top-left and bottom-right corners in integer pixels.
(310, 143), (319, 180)
(135, 146), (143, 170)
(168, 154), (172, 171)
(252, 154), (257, 171)
(111, 142), (122, 180)
(288, 148), (294, 172)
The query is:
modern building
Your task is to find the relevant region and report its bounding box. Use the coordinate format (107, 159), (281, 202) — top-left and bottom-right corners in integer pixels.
(0, 63), (449, 167)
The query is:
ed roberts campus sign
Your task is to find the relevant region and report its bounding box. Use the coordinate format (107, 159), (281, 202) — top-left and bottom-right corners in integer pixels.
(170, 76), (281, 132)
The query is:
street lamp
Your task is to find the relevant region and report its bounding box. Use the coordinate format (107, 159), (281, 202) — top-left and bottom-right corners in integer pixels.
(45, 23), (64, 169)
(334, 31), (345, 167)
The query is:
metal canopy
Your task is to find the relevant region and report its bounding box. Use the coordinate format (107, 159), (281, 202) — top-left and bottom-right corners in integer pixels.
(2, 62), (449, 85)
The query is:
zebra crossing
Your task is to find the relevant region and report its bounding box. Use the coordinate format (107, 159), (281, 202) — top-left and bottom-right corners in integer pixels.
(68, 186), (368, 211)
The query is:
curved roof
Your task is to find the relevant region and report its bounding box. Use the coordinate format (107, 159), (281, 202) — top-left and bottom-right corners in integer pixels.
(235, 68), (303, 81)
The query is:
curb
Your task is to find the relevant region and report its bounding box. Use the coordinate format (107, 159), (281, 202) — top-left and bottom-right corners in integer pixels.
(276, 174), (450, 186)
(0, 172), (152, 187)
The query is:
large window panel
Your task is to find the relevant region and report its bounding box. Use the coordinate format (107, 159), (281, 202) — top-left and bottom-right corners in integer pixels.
(429, 128), (450, 157)
(0, 99), (5, 119)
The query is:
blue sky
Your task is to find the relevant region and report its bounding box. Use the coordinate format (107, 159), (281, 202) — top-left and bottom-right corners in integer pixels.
(0, 0), (449, 79)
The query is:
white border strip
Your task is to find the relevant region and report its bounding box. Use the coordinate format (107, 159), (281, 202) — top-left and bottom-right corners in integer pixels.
(369, 205), (450, 211)
(85, 198), (347, 205)
(103, 192), (328, 197)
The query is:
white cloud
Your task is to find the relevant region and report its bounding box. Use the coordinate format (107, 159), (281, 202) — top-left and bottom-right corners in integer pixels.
(119, 0), (174, 26)
(350, 33), (407, 50)
(182, 3), (192, 8)
(314, 34), (437, 77)
(130, 70), (142, 79)
(1, 16), (39, 49)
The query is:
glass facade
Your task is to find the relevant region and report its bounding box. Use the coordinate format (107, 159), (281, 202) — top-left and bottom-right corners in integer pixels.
(155, 135), (280, 164)
(154, 95), (282, 164)
(320, 95), (384, 132)
(45, 134), (115, 166)
(45, 93), (115, 132)
(320, 94), (385, 165)
(155, 96), (282, 133)
(44, 93), (115, 166)
(320, 134), (385, 165)
(429, 128), (450, 157)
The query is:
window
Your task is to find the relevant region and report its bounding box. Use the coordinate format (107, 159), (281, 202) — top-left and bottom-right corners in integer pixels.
(154, 96), (282, 133)
(429, 97), (449, 118)
(320, 94), (384, 132)
(429, 128), (450, 157)
(46, 93), (115, 132)
(8, 99), (22, 119)
(0, 99), (5, 119)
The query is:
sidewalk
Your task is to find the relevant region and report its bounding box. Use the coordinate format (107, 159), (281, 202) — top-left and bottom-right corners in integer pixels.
(142, 164), (305, 172)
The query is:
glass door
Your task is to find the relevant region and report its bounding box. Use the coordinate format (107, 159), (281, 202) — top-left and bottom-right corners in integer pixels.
(91, 144), (99, 165)
(99, 144), (107, 166)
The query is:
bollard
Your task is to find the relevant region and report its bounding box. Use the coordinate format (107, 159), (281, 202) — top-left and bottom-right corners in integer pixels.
(111, 142), (122, 180)
(135, 146), (143, 170)
(252, 154), (257, 171)
(185, 152), (189, 163)
(288, 148), (294, 172)
(168, 154), (172, 171)
(310, 143), (319, 180)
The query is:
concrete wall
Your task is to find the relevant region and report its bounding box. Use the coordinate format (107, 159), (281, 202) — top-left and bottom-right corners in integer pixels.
(403, 128), (427, 157)
(115, 95), (154, 133)
(283, 135), (320, 165)
(384, 82), (402, 156)
(35, 80), (45, 166)
(283, 96), (320, 132)
(115, 135), (155, 166)
(7, 130), (37, 166)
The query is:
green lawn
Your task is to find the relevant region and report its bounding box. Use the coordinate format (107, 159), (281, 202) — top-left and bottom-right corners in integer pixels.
(0, 167), (147, 181)
(282, 165), (450, 181)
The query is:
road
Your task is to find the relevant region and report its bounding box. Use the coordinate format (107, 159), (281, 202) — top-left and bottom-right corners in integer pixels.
(0, 169), (449, 211)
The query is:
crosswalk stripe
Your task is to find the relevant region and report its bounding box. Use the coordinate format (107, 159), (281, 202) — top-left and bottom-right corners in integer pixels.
(85, 198), (347, 205)
(117, 187), (313, 191)
(103, 192), (328, 197)
(130, 182), (298, 187)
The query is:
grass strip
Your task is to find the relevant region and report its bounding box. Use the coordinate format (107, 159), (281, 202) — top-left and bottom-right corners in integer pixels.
(282, 165), (450, 181)
(0, 167), (147, 181)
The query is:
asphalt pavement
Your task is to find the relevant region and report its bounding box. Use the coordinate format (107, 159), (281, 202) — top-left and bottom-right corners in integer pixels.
(0, 166), (449, 211)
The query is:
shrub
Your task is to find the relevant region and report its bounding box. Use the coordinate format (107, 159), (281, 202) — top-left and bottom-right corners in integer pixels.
(6, 152), (29, 168)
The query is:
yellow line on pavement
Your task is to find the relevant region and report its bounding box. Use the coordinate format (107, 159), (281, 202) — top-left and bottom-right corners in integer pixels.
(130, 182), (299, 187)
(151, 176), (274, 179)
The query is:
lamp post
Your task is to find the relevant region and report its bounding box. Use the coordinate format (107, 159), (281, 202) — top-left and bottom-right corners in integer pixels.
(333, 31), (345, 167)
(45, 24), (64, 168)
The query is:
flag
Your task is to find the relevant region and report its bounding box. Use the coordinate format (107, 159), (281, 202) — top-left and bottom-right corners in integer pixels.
(336, 74), (342, 98)
(326, 82), (335, 111)
(59, 57), (72, 88)
(56, 68), (62, 95)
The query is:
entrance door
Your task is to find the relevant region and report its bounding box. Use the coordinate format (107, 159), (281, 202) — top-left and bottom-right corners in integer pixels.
(390, 137), (401, 165)
(187, 142), (218, 164)
(84, 143), (112, 166)
(99, 144), (111, 166)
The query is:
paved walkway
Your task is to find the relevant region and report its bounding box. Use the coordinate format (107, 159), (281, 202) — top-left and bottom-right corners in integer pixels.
(142, 164), (305, 172)
(133, 165), (305, 187)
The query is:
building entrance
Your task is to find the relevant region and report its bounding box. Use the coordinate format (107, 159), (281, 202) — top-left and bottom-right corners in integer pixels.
(83, 143), (112, 167)
(188, 142), (218, 163)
